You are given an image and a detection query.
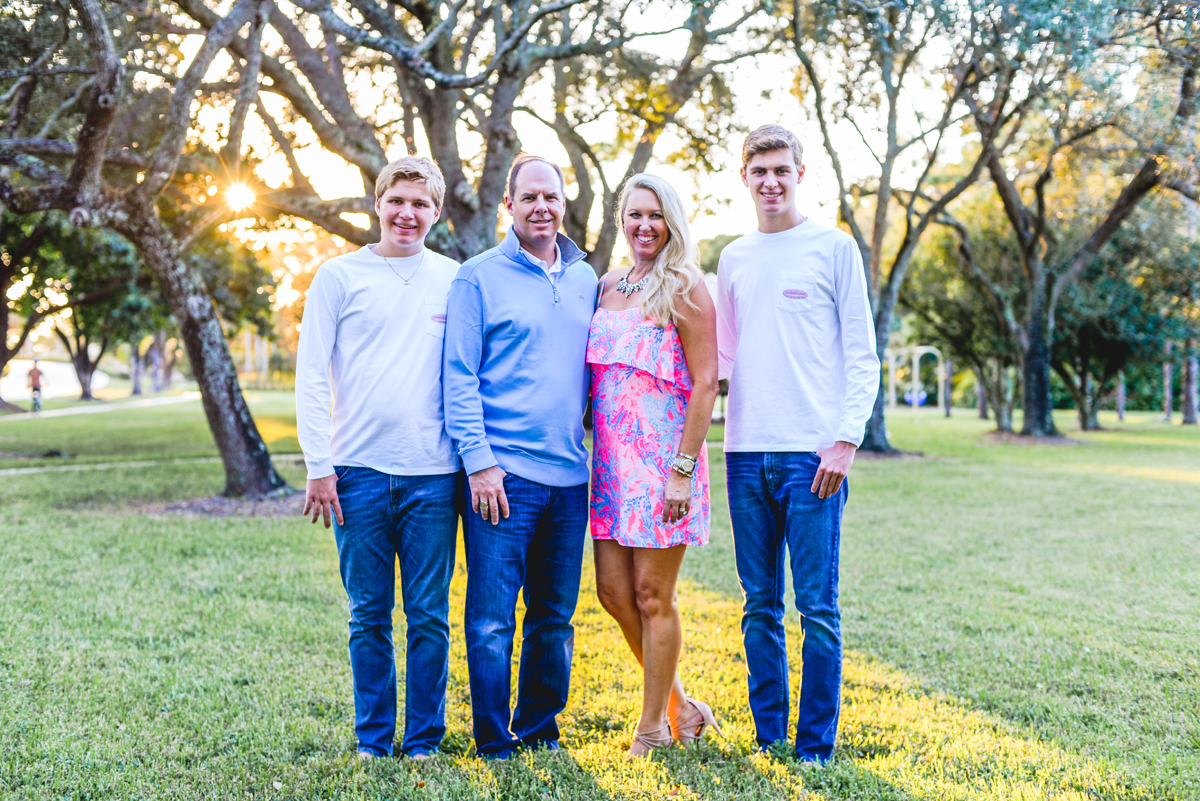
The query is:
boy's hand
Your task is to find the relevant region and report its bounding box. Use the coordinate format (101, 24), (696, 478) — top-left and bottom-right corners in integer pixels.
(812, 441), (857, 499)
(304, 474), (344, 528)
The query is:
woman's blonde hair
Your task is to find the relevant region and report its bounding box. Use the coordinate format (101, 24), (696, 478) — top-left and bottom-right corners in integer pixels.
(616, 174), (702, 328)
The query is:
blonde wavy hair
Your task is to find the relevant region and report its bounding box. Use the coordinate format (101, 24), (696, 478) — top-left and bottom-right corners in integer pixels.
(616, 174), (702, 328)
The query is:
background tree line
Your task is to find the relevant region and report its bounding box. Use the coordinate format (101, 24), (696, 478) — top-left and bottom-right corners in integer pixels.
(2, 0), (1197, 495)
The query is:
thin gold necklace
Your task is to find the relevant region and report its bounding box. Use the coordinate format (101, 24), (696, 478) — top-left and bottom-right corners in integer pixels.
(379, 247), (426, 285)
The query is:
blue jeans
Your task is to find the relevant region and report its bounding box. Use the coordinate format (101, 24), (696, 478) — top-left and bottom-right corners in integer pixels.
(462, 472), (588, 758)
(725, 452), (846, 763)
(332, 466), (458, 757)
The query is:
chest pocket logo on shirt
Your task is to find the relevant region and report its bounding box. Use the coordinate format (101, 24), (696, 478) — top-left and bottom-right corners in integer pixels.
(777, 272), (815, 313)
(425, 295), (448, 338)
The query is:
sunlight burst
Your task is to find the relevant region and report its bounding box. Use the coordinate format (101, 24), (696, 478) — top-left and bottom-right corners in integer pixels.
(226, 184), (256, 212)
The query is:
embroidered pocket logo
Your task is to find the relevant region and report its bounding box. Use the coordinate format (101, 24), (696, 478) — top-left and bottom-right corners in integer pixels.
(431, 314), (447, 323)
(782, 289), (808, 300)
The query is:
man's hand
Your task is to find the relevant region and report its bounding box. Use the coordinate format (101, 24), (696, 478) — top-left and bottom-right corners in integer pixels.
(468, 465), (509, 525)
(304, 474), (344, 529)
(811, 441), (857, 500)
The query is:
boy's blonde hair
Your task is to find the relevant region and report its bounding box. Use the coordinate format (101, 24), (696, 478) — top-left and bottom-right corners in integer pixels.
(741, 125), (804, 170)
(374, 156), (446, 208)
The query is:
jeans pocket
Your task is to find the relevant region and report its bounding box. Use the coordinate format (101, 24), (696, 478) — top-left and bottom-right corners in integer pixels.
(334, 465), (353, 480)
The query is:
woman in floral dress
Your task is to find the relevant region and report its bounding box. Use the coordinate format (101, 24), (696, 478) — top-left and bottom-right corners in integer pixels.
(587, 173), (721, 756)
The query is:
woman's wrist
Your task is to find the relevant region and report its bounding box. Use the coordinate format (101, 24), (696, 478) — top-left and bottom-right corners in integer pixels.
(670, 451), (697, 477)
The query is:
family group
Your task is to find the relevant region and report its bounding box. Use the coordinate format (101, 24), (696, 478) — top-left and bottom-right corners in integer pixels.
(295, 124), (881, 765)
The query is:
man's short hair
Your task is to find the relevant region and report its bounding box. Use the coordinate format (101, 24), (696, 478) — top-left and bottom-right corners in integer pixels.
(506, 153), (565, 198)
(375, 156), (446, 208)
(742, 125), (804, 171)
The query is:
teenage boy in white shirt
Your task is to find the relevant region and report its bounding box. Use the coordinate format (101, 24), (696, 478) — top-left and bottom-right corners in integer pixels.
(297, 156), (460, 760)
(716, 125), (880, 764)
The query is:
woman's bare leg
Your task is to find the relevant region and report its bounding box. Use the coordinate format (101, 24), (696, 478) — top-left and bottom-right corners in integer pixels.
(594, 540), (690, 725)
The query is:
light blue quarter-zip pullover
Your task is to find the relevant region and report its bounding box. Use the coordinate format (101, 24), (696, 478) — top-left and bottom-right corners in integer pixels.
(442, 227), (598, 486)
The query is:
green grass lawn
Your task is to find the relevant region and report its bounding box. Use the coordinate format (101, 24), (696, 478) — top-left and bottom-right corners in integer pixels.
(1, 402), (1197, 799)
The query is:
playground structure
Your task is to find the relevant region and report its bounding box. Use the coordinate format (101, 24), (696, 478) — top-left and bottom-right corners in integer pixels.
(885, 345), (947, 411)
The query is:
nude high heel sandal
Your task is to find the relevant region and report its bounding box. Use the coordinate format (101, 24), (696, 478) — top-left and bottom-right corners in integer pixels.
(628, 719), (673, 757)
(670, 697), (724, 746)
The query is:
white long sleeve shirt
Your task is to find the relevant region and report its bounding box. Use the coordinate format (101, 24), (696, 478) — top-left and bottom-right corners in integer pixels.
(296, 245), (461, 480)
(716, 219), (880, 452)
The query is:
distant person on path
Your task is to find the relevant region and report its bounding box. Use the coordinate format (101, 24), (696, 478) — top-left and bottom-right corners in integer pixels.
(296, 156), (461, 760)
(716, 125), (880, 764)
(27, 360), (45, 412)
(442, 154), (597, 759)
(588, 174), (722, 755)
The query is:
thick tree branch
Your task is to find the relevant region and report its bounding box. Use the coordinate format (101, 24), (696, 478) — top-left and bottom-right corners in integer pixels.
(260, 191), (374, 244)
(64, 0), (123, 210)
(301, 0), (594, 88)
(219, 1), (269, 175)
(141, 0), (260, 199)
(255, 99), (313, 192)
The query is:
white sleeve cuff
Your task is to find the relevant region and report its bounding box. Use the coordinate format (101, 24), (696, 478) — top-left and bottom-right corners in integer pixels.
(305, 457), (335, 481)
(834, 425), (865, 448)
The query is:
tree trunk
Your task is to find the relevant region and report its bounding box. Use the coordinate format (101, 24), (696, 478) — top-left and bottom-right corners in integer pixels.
(1116, 371), (1126, 421)
(974, 366), (989, 419)
(1079, 398), (1100, 431)
(982, 360), (1015, 433)
(54, 327), (103, 401)
(1184, 340), (1198, 425)
(1054, 363), (1100, 432)
(1021, 287), (1058, 437)
(76, 357), (95, 400)
(861, 300), (895, 452)
(130, 342), (144, 396)
(120, 212), (288, 498)
(149, 336), (163, 392)
(1163, 342), (1173, 422)
(944, 359), (952, 417)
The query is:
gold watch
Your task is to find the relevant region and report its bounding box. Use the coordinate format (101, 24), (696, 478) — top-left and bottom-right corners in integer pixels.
(671, 452), (697, 477)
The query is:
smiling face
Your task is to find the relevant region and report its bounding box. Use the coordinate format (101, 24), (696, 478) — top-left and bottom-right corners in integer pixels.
(505, 161), (565, 253)
(374, 178), (440, 256)
(741, 148), (805, 224)
(623, 187), (669, 267)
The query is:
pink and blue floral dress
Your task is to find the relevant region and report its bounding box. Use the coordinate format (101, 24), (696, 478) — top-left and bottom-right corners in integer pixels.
(586, 307), (710, 549)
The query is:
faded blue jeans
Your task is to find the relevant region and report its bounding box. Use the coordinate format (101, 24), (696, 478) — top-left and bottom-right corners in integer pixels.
(725, 451), (847, 763)
(332, 466), (458, 757)
(462, 472), (588, 758)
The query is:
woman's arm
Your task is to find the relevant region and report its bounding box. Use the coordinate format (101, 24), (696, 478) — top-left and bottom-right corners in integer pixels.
(662, 278), (719, 522)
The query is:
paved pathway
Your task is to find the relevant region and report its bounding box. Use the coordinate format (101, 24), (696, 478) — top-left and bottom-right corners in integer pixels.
(0, 453), (304, 476)
(0, 393), (201, 423)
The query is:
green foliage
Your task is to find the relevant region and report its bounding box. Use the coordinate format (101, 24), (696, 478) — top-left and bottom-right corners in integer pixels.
(697, 234), (741, 273)
(187, 229), (275, 337)
(3, 210), (141, 339)
(1051, 200), (1200, 421)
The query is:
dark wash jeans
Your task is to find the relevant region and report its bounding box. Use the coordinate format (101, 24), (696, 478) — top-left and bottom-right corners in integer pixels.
(462, 472), (588, 758)
(725, 451), (847, 763)
(332, 466), (458, 757)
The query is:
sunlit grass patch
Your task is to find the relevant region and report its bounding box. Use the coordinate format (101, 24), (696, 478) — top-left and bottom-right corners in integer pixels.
(558, 571), (1152, 801)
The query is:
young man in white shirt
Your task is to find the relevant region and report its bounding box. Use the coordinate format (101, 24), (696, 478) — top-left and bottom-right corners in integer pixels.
(716, 125), (880, 764)
(297, 156), (460, 760)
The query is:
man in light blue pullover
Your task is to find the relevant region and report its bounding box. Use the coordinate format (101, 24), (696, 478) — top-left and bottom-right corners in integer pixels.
(443, 154), (597, 758)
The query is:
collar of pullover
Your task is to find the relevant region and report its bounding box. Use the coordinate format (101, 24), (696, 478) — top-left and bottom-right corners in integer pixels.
(500, 225), (586, 271)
